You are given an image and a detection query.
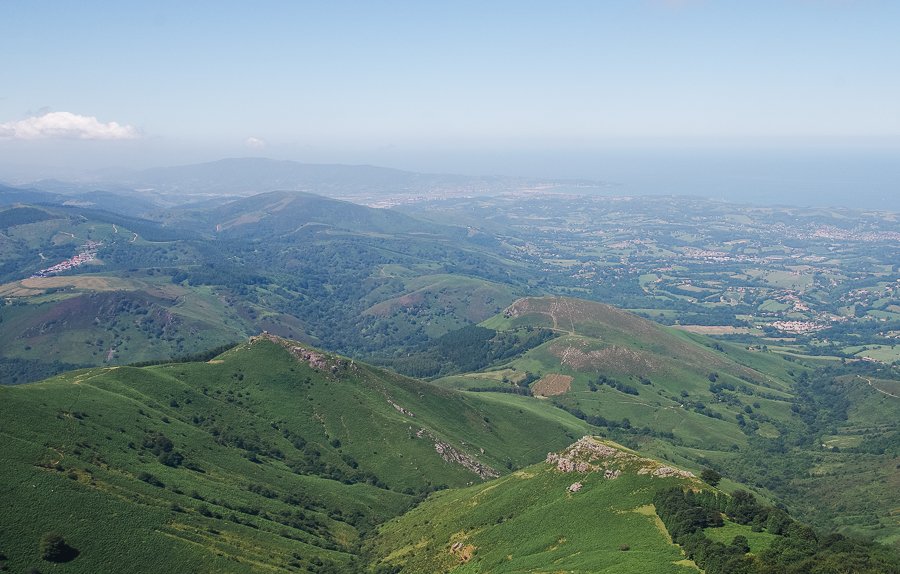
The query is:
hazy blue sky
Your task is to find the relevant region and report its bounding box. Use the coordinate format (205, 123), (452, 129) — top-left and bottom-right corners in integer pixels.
(1, 0), (899, 204)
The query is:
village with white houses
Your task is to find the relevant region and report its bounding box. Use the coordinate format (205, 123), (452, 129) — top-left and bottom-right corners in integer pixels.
(31, 241), (102, 278)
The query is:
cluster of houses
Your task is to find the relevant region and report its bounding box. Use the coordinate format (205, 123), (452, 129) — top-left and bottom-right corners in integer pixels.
(31, 241), (101, 277)
(770, 320), (826, 334)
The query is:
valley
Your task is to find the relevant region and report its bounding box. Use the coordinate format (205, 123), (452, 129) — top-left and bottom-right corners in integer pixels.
(5, 2), (899, 571)
(1, 173), (898, 572)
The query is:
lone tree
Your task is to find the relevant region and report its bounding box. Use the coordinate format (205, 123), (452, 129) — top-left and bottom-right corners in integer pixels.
(40, 533), (78, 563)
(700, 468), (722, 487)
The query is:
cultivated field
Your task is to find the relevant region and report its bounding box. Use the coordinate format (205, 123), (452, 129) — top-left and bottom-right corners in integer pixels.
(532, 373), (573, 396)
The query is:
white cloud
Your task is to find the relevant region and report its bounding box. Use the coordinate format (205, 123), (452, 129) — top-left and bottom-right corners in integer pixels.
(0, 111), (140, 140)
(244, 136), (266, 149)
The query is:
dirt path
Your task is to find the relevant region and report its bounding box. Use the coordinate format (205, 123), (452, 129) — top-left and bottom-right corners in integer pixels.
(559, 345), (573, 366)
(543, 297), (577, 334)
(562, 298), (577, 333)
(858, 375), (900, 399)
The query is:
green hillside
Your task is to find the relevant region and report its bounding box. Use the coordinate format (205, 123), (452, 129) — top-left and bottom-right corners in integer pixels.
(0, 197), (525, 382)
(1, 336), (896, 572)
(435, 297), (900, 544)
(0, 284), (251, 371)
(369, 436), (899, 574)
(0, 335), (589, 573)
(444, 296), (804, 450)
(198, 190), (438, 237)
(369, 436), (703, 574)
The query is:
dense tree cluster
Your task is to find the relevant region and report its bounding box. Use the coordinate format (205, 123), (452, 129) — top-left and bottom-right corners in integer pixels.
(592, 374), (639, 395)
(654, 487), (900, 574)
(379, 325), (556, 378)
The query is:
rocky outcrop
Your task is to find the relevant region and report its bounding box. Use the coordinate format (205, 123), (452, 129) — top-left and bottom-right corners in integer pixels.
(434, 440), (499, 480)
(546, 436), (695, 482)
(637, 466), (695, 479)
(545, 435), (628, 476)
(250, 332), (354, 376)
(411, 427), (498, 480)
(449, 541), (476, 563)
(387, 398), (415, 417)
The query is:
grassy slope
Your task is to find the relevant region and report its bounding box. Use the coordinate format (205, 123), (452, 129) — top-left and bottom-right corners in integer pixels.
(0, 204), (253, 377)
(368, 437), (702, 574)
(0, 280), (251, 369)
(471, 296), (804, 448)
(0, 199), (524, 380)
(468, 296), (900, 545)
(362, 273), (518, 339)
(0, 336), (590, 573)
(788, 376), (900, 542)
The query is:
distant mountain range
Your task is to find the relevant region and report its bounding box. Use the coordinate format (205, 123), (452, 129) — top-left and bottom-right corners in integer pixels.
(2, 157), (606, 208)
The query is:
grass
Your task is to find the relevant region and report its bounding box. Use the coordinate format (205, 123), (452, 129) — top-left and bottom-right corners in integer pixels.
(847, 344), (900, 364)
(0, 336), (596, 572)
(0, 278), (254, 370)
(474, 297), (802, 450)
(369, 439), (702, 574)
(0, 274), (139, 296)
(703, 520), (777, 555)
(452, 296), (900, 545)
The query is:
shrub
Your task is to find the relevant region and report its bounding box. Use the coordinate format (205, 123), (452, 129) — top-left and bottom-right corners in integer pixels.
(40, 533), (78, 563)
(158, 450), (184, 467)
(137, 471), (165, 487)
(731, 535), (750, 554)
(701, 468), (722, 487)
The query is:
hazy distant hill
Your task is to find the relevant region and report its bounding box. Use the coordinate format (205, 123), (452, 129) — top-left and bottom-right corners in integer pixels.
(4, 157), (609, 214)
(0, 193), (523, 382)
(57, 157), (598, 206)
(196, 190), (445, 237)
(118, 157), (508, 200)
(0, 182), (162, 218)
(0, 183), (61, 206)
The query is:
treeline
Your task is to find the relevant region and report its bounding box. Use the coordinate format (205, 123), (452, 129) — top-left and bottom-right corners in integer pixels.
(0, 206), (53, 229)
(589, 374), (639, 395)
(553, 402), (632, 431)
(380, 325), (556, 379)
(128, 342), (240, 367)
(654, 487), (900, 574)
(0, 357), (89, 385)
(552, 402), (692, 446)
(468, 386), (532, 396)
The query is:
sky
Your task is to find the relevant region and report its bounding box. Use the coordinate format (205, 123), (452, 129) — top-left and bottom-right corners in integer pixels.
(1, 1), (899, 206)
